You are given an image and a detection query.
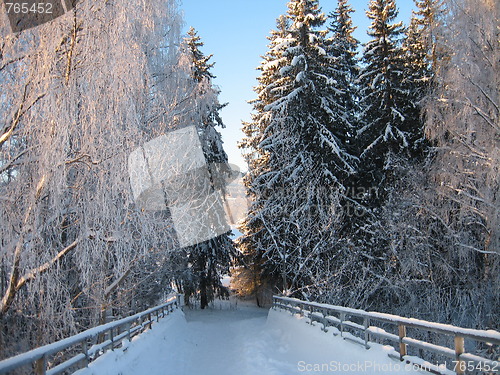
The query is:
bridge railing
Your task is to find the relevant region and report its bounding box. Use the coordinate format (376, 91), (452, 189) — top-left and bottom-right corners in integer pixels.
(0, 294), (183, 375)
(273, 296), (500, 375)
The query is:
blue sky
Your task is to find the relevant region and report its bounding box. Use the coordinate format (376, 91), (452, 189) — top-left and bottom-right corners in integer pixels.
(181, 0), (416, 171)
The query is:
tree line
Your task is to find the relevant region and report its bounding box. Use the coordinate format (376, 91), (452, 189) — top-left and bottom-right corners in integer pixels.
(235, 0), (499, 335)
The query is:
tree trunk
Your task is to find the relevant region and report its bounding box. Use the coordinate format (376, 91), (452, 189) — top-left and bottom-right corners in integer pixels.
(200, 271), (208, 309)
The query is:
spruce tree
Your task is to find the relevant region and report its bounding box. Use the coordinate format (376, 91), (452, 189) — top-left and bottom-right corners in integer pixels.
(343, 0), (437, 309)
(237, 16), (290, 303)
(358, 0), (411, 160)
(325, 0), (366, 241)
(411, 0), (446, 72)
(342, 0), (410, 307)
(184, 27), (215, 82)
(326, 0), (360, 150)
(179, 28), (234, 308)
(238, 0), (356, 298)
(400, 0), (444, 157)
(400, 18), (430, 159)
(356, 0), (410, 202)
(403, 16), (430, 102)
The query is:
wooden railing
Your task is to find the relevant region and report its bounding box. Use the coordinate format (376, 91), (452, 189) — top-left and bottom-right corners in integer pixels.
(0, 294), (183, 375)
(273, 296), (500, 375)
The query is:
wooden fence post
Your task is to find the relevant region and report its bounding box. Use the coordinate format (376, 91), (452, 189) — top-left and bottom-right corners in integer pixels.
(364, 317), (370, 349)
(35, 355), (47, 375)
(110, 328), (114, 351)
(340, 313), (345, 337)
(82, 340), (89, 367)
(322, 309), (328, 332)
(398, 324), (407, 361)
(454, 336), (465, 375)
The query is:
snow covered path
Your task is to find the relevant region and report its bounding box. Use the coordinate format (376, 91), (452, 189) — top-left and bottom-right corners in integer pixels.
(181, 304), (271, 374)
(76, 302), (430, 375)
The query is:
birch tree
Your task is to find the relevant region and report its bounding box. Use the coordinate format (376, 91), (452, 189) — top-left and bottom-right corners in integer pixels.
(424, 0), (499, 327)
(0, 0), (190, 357)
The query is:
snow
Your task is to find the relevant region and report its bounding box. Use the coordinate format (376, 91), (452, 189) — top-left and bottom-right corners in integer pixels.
(296, 71), (306, 83)
(221, 275), (231, 287)
(73, 309), (188, 375)
(276, 297), (500, 343)
(279, 65), (292, 76)
(262, 60), (281, 71)
(0, 299), (177, 373)
(291, 55), (304, 67)
(74, 302), (431, 375)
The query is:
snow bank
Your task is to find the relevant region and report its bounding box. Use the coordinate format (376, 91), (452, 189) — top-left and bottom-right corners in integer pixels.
(74, 309), (187, 375)
(266, 308), (429, 374)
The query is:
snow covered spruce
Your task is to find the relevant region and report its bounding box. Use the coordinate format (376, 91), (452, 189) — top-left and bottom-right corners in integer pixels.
(236, 0), (498, 339)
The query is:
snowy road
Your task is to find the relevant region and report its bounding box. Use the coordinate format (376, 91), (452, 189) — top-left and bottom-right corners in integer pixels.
(76, 301), (430, 375)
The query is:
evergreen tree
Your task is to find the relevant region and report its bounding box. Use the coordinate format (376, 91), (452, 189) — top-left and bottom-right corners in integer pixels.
(324, 0), (366, 241)
(184, 27), (215, 82)
(238, 0), (356, 298)
(403, 15), (431, 110)
(340, 0), (419, 308)
(411, 0), (446, 73)
(340, 0), (444, 312)
(178, 28), (234, 309)
(400, 0), (445, 157)
(326, 0), (360, 150)
(237, 15), (290, 304)
(357, 0), (413, 170)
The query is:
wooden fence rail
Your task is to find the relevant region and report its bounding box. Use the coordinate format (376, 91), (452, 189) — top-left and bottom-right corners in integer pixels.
(0, 294), (183, 375)
(273, 296), (500, 375)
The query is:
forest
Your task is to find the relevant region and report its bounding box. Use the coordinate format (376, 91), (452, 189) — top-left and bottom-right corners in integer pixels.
(236, 0), (499, 333)
(0, 0), (498, 363)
